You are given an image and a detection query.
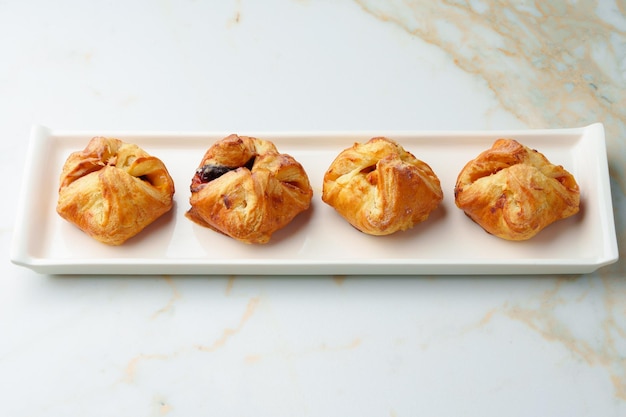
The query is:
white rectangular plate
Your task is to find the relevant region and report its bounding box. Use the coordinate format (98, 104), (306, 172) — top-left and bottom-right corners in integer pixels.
(11, 124), (618, 275)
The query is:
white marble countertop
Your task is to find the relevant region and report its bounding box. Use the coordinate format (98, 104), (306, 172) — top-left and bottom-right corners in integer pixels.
(1, 0), (624, 415)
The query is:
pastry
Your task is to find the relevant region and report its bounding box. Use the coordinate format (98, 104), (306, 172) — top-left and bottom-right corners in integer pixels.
(56, 137), (175, 245)
(186, 134), (313, 244)
(322, 137), (443, 235)
(454, 138), (580, 240)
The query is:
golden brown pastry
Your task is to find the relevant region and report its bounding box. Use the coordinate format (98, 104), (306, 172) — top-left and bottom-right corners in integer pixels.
(322, 137), (443, 235)
(454, 138), (580, 240)
(56, 137), (175, 245)
(186, 134), (313, 244)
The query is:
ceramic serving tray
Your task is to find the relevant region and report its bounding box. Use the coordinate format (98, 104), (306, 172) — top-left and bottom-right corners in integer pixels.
(10, 124), (618, 275)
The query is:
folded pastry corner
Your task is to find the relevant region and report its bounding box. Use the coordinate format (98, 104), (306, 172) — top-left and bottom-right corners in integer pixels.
(454, 138), (580, 240)
(186, 134), (313, 244)
(322, 137), (443, 235)
(56, 137), (175, 245)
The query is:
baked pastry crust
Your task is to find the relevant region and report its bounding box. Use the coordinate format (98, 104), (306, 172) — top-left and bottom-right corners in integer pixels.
(322, 137), (443, 235)
(56, 137), (175, 245)
(186, 134), (313, 244)
(454, 138), (580, 240)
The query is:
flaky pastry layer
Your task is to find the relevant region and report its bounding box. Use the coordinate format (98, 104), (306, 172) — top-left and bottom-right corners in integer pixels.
(322, 137), (443, 235)
(454, 138), (579, 240)
(56, 137), (175, 245)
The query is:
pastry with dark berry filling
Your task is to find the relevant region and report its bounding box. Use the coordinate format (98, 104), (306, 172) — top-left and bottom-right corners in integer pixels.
(186, 134), (313, 244)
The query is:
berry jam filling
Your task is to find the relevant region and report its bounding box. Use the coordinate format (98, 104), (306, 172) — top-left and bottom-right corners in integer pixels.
(196, 157), (256, 184)
(197, 164), (233, 182)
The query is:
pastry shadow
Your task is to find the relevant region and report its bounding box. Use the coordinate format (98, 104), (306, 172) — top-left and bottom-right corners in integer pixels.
(368, 203), (448, 243)
(265, 202), (316, 246)
(122, 201), (178, 248)
(571, 195), (586, 225)
(188, 202), (315, 250)
(521, 212), (585, 245)
(57, 201), (178, 257)
(461, 198), (585, 246)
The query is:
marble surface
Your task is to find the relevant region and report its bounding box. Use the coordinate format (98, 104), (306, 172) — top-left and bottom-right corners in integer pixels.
(0, 0), (624, 415)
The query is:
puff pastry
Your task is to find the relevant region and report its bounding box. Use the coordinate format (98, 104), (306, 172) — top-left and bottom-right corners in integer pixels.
(186, 134), (313, 244)
(454, 138), (580, 240)
(56, 137), (175, 245)
(322, 137), (443, 235)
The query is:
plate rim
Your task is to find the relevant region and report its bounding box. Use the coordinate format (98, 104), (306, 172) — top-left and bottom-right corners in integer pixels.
(10, 123), (619, 275)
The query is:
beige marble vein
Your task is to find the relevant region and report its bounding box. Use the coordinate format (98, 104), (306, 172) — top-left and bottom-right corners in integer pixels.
(476, 276), (626, 399)
(152, 395), (173, 416)
(355, 0), (626, 195)
(120, 296), (260, 384)
(225, 275), (237, 295)
(122, 353), (173, 384)
(195, 296), (260, 352)
(333, 275), (347, 286)
(151, 276), (181, 319)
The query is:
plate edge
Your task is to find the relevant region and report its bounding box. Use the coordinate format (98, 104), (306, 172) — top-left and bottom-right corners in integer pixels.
(10, 125), (52, 267)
